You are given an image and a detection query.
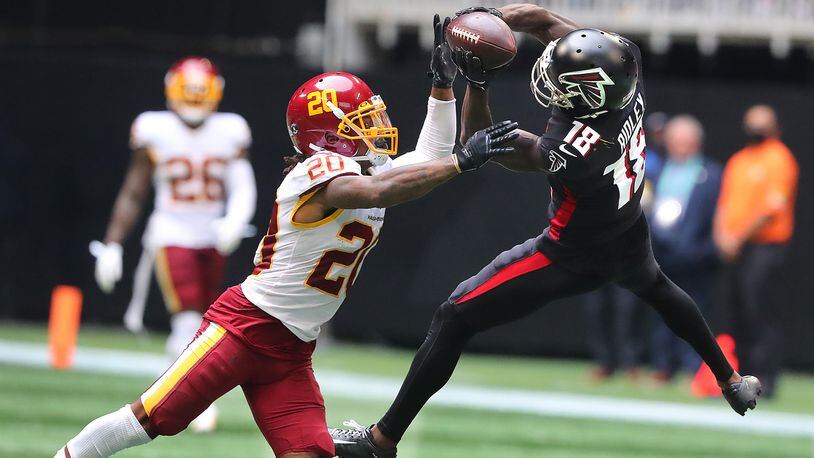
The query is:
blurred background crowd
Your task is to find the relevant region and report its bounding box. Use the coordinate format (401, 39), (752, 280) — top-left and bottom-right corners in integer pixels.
(584, 105), (797, 398)
(0, 0), (810, 395)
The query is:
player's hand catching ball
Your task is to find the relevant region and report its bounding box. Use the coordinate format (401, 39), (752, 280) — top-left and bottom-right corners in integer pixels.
(454, 120), (519, 172)
(452, 49), (508, 89)
(428, 14), (456, 88)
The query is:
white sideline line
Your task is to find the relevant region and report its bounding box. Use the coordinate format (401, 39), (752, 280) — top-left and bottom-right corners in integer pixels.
(2, 340), (813, 438)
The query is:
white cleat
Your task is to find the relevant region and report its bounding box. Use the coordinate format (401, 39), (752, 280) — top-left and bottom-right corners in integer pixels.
(189, 404), (218, 434)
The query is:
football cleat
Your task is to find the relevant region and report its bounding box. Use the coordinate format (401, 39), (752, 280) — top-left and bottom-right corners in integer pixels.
(723, 375), (762, 416)
(329, 420), (397, 458)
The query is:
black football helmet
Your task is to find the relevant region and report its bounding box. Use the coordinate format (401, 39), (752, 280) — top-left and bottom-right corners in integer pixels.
(531, 28), (639, 115)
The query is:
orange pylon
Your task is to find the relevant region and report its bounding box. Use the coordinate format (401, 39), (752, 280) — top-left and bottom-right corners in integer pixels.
(691, 334), (738, 397)
(48, 285), (83, 370)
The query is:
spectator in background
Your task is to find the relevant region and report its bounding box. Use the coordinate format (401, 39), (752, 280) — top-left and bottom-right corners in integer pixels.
(644, 111), (668, 175)
(649, 115), (722, 382)
(584, 285), (642, 381)
(714, 105), (798, 397)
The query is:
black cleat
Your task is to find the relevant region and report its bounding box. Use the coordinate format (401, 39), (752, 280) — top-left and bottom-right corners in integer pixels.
(723, 375), (762, 416)
(329, 420), (397, 458)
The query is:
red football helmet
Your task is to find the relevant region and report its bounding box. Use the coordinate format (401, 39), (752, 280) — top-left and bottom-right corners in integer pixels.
(165, 56), (224, 125)
(286, 72), (398, 166)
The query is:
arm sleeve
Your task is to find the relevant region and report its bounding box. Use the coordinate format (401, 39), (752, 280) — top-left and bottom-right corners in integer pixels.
(222, 158), (257, 228)
(393, 96), (457, 168)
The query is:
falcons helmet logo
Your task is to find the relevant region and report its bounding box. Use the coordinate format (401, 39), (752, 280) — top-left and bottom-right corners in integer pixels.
(558, 68), (615, 110)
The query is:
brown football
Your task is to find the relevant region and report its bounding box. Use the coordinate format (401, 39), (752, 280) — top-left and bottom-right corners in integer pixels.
(446, 12), (517, 70)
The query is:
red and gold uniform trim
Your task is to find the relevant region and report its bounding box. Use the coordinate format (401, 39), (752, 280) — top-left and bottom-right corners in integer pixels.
(140, 322), (227, 416)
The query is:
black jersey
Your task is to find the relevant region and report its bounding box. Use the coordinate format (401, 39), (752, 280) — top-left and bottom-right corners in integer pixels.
(537, 34), (647, 249)
(539, 88), (646, 248)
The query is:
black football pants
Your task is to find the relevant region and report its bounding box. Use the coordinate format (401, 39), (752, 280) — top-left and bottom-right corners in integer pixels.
(377, 228), (734, 442)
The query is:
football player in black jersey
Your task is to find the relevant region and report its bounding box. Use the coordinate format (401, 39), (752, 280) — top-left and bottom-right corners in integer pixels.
(330, 5), (761, 457)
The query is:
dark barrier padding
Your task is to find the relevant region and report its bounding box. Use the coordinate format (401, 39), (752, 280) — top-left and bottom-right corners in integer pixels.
(0, 49), (811, 369)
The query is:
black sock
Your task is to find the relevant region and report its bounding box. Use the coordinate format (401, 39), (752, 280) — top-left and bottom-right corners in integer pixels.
(633, 271), (734, 382)
(377, 302), (473, 442)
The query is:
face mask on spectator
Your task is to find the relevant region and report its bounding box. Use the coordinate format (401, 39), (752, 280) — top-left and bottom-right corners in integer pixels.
(744, 128), (768, 145)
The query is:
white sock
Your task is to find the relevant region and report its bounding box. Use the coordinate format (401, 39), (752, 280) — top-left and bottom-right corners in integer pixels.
(57, 405), (151, 458)
(166, 311), (203, 361)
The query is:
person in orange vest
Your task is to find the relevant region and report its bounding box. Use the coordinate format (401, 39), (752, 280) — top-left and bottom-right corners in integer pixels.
(714, 104), (798, 398)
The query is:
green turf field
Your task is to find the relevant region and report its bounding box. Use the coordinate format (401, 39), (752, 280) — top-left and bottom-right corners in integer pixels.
(1, 322), (812, 457)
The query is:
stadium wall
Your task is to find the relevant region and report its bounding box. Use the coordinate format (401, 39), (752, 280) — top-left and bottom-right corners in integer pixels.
(0, 49), (811, 369)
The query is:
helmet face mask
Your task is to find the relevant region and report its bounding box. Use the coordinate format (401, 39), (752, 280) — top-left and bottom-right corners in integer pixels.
(165, 57), (224, 125)
(336, 95), (398, 158)
(286, 73), (399, 167)
(531, 39), (575, 110)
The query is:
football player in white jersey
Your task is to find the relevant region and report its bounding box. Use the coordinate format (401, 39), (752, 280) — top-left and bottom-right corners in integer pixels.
(58, 17), (517, 458)
(90, 56), (257, 432)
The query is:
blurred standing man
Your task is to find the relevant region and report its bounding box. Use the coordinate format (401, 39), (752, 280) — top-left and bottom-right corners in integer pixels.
(650, 115), (722, 381)
(714, 105), (798, 397)
(91, 56), (257, 431)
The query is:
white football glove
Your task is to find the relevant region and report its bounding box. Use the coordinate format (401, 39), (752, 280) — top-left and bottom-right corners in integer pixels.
(212, 219), (252, 256)
(90, 241), (123, 294)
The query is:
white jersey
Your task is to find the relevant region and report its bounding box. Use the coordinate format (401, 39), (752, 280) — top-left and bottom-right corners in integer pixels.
(241, 96), (457, 342)
(131, 111), (252, 249)
(241, 152), (389, 341)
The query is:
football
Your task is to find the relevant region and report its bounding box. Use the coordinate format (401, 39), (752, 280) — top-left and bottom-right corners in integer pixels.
(446, 12), (517, 70)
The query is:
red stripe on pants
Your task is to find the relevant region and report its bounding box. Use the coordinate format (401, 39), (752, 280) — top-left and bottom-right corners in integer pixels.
(455, 252), (552, 304)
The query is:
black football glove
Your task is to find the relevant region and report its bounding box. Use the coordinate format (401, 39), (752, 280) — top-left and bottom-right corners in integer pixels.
(455, 120), (519, 172)
(454, 6), (503, 19)
(451, 48), (511, 89)
(428, 14), (456, 88)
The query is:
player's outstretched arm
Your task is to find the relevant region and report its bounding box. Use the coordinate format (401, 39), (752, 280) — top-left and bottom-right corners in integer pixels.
(499, 3), (578, 44)
(492, 129), (548, 172)
(459, 82), (493, 144)
(458, 84), (543, 173)
(394, 14), (457, 167)
(102, 148), (154, 245)
(320, 156), (459, 209)
(315, 121), (518, 209)
(92, 147), (153, 293)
